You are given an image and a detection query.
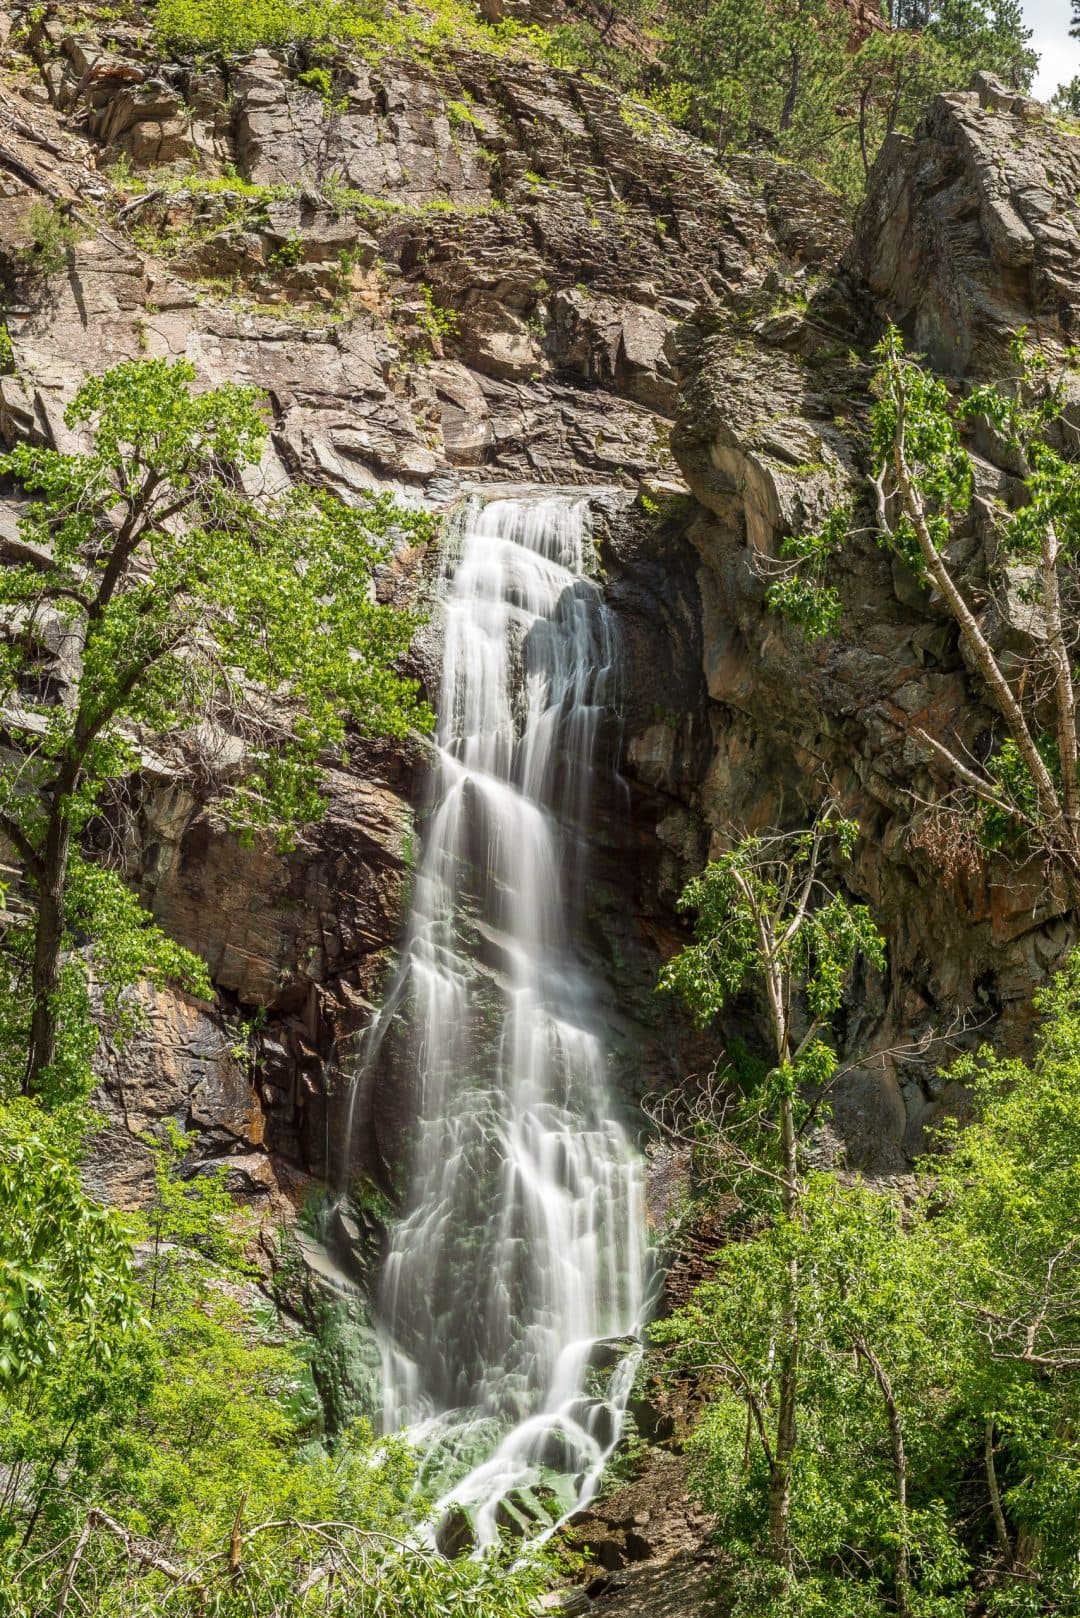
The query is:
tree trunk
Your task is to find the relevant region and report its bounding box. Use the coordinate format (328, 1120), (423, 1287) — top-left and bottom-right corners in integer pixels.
(1037, 516), (1080, 857)
(858, 1339), (911, 1618)
(779, 50), (801, 132)
(985, 1419), (1013, 1568)
(24, 807), (72, 1093)
(890, 427), (1073, 868)
(768, 1084), (799, 1574)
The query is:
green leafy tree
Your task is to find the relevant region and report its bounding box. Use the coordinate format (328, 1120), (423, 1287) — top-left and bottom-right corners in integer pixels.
(1051, 73), (1080, 118)
(0, 1098), (136, 1390)
(770, 328), (1080, 888)
(658, 937), (1080, 1614)
(0, 1098), (143, 1568)
(0, 358), (431, 1102)
(656, 1175), (970, 1618)
(841, 30), (953, 184)
(1, 1126), (552, 1614)
(927, 954), (1080, 1611)
(659, 813), (885, 1573)
(660, 0), (1034, 201)
(920, 0), (1035, 83)
(662, 0), (849, 161)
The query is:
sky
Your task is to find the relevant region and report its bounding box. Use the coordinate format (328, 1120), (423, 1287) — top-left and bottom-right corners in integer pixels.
(1025, 0), (1080, 96)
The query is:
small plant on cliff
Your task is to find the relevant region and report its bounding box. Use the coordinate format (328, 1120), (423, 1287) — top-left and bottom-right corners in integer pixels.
(0, 357), (433, 1105)
(152, 0), (541, 64)
(769, 326), (1080, 891)
(18, 203), (80, 280)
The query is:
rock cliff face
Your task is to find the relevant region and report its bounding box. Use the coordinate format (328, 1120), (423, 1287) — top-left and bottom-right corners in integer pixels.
(0, 1), (839, 1205)
(0, 7), (1073, 1208)
(670, 76), (1080, 1169)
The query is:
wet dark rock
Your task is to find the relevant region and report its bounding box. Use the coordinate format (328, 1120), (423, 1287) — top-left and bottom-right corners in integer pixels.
(436, 1505), (476, 1558)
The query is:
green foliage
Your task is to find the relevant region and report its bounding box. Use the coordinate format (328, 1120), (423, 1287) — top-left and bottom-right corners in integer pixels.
(662, 0), (850, 167)
(268, 228), (305, 268)
(415, 282), (460, 346)
(0, 1121), (553, 1613)
(659, 815), (887, 1577)
(0, 326), (13, 376)
(864, 327), (971, 574)
(766, 506), (848, 639)
(18, 202), (80, 279)
(296, 62), (335, 101)
(922, 0), (1036, 85)
(446, 95), (484, 128)
(660, 817), (883, 1040)
(660, 932), (1080, 1617)
(1051, 74), (1080, 120)
(0, 357), (431, 1102)
(152, 0), (541, 64)
(0, 1099), (136, 1387)
(659, 0), (1033, 202)
(926, 955), (1080, 1613)
(0, 852), (211, 1111)
(769, 328), (1080, 875)
(656, 1175), (970, 1618)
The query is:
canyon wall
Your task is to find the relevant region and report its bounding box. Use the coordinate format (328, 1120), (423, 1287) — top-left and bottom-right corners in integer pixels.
(1, 6), (1077, 1206)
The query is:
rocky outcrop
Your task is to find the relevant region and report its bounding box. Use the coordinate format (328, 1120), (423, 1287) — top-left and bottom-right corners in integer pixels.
(0, 3), (847, 1202)
(853, 72), (1080, 376)
(1, 0), (1074, 1202)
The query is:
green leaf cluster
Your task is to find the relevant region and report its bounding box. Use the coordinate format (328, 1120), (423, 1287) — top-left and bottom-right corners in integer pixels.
(659, 819), (883, 1035)
(659, 940), (1080, 1617)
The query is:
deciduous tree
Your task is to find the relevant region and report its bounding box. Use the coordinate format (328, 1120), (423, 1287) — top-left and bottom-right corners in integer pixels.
(0, 358), (431, 1102)
(660, 813), (885, 1572)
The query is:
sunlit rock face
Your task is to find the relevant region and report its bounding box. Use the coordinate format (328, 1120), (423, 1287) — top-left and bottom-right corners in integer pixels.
(0, 4), (840, 1202)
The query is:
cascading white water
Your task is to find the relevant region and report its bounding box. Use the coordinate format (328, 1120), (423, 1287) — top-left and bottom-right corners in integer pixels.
(365, 492), (647, 1548)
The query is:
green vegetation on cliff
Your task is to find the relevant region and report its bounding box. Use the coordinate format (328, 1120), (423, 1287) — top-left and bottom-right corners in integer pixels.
(659, 0), (1033, 200)
(771, 328), (1080, 888)
(660, 849), (1080, 1617)
(149, 0), (1036, 207)
(0, 1119), (550, 1614)
(0, 357), (430, 1106)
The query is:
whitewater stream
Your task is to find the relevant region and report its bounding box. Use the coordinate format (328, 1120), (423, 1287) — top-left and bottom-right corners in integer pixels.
(363, 492), (647, 1549)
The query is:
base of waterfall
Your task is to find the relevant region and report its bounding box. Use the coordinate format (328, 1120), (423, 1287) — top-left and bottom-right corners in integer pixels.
(402, 1336), (644, 1554)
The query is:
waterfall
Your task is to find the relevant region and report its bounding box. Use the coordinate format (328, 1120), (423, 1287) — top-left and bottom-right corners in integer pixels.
(360, 492), (647, 1548)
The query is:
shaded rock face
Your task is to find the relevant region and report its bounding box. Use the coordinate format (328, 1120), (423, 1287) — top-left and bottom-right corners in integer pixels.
(88, 983), (270, 1208)
(97, 738), (424, 1194)
(665, 77), (1080, 1169)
